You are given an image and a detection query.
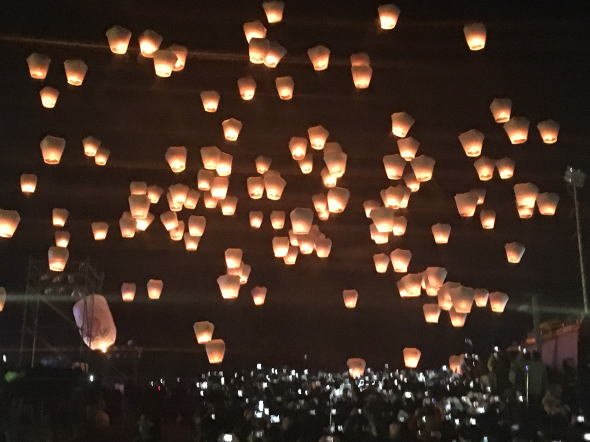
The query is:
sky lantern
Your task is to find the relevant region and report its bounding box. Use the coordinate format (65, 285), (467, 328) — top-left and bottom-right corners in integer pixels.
(247, 177), (265, 199)
(270, 211), (286, 229)
(255, 155), (272, 174)
(166, 193), (182, 212)
(130, 181), (148, 195)
(26, 53), (50, 79)
(403, 348), (421, 368)
(454, 192), (478, 217)
(289, 137), (308, 161)
(205, 339), (226, 364)
(222, 118), (243, 141)
(432, 223), (451, 244)
(471, 188), (486, 205)
(264, 172), (287, 200)
(237, 76), (257, 100)
(449, 308), (467, 327)
(225, 248), (243, 270)
(128, 195), (150, 219)
(381, 185), (408, 209)
(121, 282), (136, 302)
(0, 209), (20, 238)
(146, 279), (163, 300)
(474, 156), (495, 181)
(383, 154), (406, 180)
(236, 264), (251, 285)
(183, 233), (199, 250)
(490, 291), (509, 313)
(243, 20), (267, 43)
(398, 273), (422, 297)
(211, 176), (229, 200)
(284, 246), (298, 265)
(537, 119), (560, 144)
(290, 208), (314, 234)
(73, 295), (116, 353)
(347, 358), (366, 379)
(39, 86), (59, 109)
(324, 143), (347, 177)
(216, 152), (233, 176)
(298, 235), (314, 255)
(327, 187), (350, 213)
(503, 117), (530, 144)
(450, 285), (475, 314)
(496, 157), (515, 179)
(423, 267), (448, 295)
(411, 155), (435, 182)
(20, 173), (37, 194)
(165, 146), (187, 173)
(200, 90), (220, 113)
(82, 136), (100, 157)
(220, 196), (238, 216)
(370, 207), (394, 233)
(197, 170), (215, 192)
(463, 22), (486, 51)
(449, 355), (464, 374)
(0, 288), (5, 312)
(54, 230), (70, 247)
(168, 183), (189, 206)
(275, 76), (294, 99)
(262, 1), (284, 23)
(52, 208), (69, 227)
(105, 25), (132, 54)
(490, 97), (512, 123)
(265, 41), (287, 68)
(321, 168), (338, 188)
(351, 66), (373, 89)
(514, 182), (539, 209)
(377, 3), (401, 30)
(298, 154), (314, 175)
(94, 147), (110, 166)
(160, 211), (178, 231)
(217, 274), (241, 299)
(458, 129), (484, 157)
(438, 285), (454, 311)
(251, 286), (267, 306)
(184, 189), (200, 209)
(350, 52), (371, 67)
(119, 215), (136, 238)
(91, 222), (109, 240)
(390, 248), (412, 273)
(397, 137), (419, 161)
(308, 125), (329, 150)
(480, 209), (496, 229)
(40, 135), (65, 165)
(249, 38), (270, 64)
(505, 242), (525, 264)
(516, 204), (532, 219)
(392, 216), (407, 236)
(363, 200), (380, 218)
(48, 246), (68, 272)
(474, 288), (489, 307)
(188, 215), (206, 236)
(249, 211), (263, 229)
(537, 192), (559, 215)
(342, 289), (358, 309)
(135, 213), (154, 231)
(391, 112), (415, 138)
(370, 224), (389, 244)
(138, 29), (162, 57)
(373, 253), (389, 273)
(423, 304), (441, 324)
(273, 237), (290, 257)
(63, 59), (88, 86)
(168, 44), (187, 71)
(315, 238), (332, 258)
(307, 45), (330, 71)
(194, 321), (214, 344)
(403, 172), (420, 192)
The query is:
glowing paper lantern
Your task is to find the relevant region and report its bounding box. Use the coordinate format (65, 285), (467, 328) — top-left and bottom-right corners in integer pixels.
(160, 211), (178, 231)
(505, 242), (525, 264)
(188, 215), (206, 236)
(308, 125), (329, 150)
(168, 44), (188, 71)
(121, 283), (136, 302)
(288, 137), (308, 161)
(449, 355), (464, 374)
(270, 211), (286, 229)
(324, 144), (347, 178)
(249, 38), (270, 64)
(327, 187), (350, 213)
(183, 233), (200, 251)
(284, 246), (298, 265)
(170, 221), (185, 241)
(138, 30), (162, 57)
(205, 339), (226, 364)
(392, 216), (407, 236)
(369, 224), (388, 244)
(54, 230), (70, 247)
(94, 147), (110, 166)
(432, 223), (451, 244)
(350, 52), (370, 67)
(130, 181), (147, 195)
(347, 358), (366, 378)
(378, 4), (400, 30)
(184, 189), (200, 210)
(390, 249), (411, 273)
(194, 321), (214, 344)
(454, 192), (478, 217)
(381, 185), (407, 209)
(397, 273), (422, 298)
(128, 195), (150, 219)
(403, 172), (420, 192)
(474, 288), (489, 307)
(514, 183), (539, 209)
(449, 308), (467, 327)
(119, 215), (136, 238)
(63, 59), (88, 86)
(252, 286), (268, 306)
(217, 274), (241, 299)
(52, 208), (69, 227)
(237, 76), (256, 101)
(197, 170), (214, 192)
(423, 304), (441, 324)
(165, 146), (187, 173)
(272, 76), (295, 100)
(91, 222), (108, 240)
(210, 177), (229, 200)
(0, 287), (5, 312)
(537, 192), (559, 215)
(249, 211), (263, 229)
(463, 22), (486, 51)
(342, 289), (358, 309)
(168, 184), (189, 207)
(397, 137), (419, 161)
(391, 112), (415, 138)
(423, 267), (448, 295)
(262, 1), (284, 23)
(503, 117), (530, 144)
(200, 91), (220, 113)
(403, 348), (421, 368)
(459, 129), (484, 157)
(450, 285), (475, 314)
(220, 196), (237, 216)
(224, 248), (243, 270)
(321, 168), (338, 188)
(290, 208), (314, 234)
(490, 291), (509, 313)
(39, 86), (59, 109)
(20, 173), (37, 194)
(369, 207), (394, 233)
(243, 21), (267, 43)
(298, 235), (314, 255)
(363, 200), (380, 218)
(471, 188), (486, 205)
(73, 295), (116, 352)
(135, 213), (154, 231)
(315, 238), (332, 258)
(480, 209), (496, 229)
(496, 157), (515, 180)
(222, 118), (242, 141)
(490, 98), (512, 123)
(307, 45), (330, 71)
(26, 53), (50, 79)
(105, 25), (132, 54)
(474, 156), (495, 181)
(0, 209), (19, 238)
(245, 177), (264, 200)
(151, 50), (177, 77)
(411, 155), (435, 182)
(264, 172), (287, 200)
(48, 246), (68, 272)
(351, 66), (373, 89)
(272, 237), (290, 257)
(255, 156), (272, 174)
(298, 154), (313, 175)
(438, 284), (454, 311)
(265, 42), (287, 68)
(146, 279), (163, 300)
(373, 253), (389, 273)
(216, 152), (233, 177)
(537, 120), (560, 144)
(82, 136), (100, 157)
(40, 135), (65, 165)
(383, 154), (405, 180)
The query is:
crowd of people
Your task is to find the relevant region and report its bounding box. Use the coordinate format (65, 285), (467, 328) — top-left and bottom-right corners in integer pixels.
(1, 348), (589, 442)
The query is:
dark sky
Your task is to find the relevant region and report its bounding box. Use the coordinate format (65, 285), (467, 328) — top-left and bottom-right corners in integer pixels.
(0, 0), (589, 374)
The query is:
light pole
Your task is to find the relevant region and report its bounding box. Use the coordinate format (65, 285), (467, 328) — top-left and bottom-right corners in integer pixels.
(564, 166), (588, 315)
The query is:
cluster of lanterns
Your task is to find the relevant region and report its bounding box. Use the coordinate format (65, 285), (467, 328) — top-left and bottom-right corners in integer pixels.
(193, 321), (226, 364)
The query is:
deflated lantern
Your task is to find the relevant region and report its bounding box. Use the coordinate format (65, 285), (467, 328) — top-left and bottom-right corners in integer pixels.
(503, 117), (530, 144)
(490, 98), (512, 123)
(194, 321), (214, 344)
(205, 339), (226, 364)
(40, 86), (59, 108)
(463, 22), (486, 51)
(63, 60), (88, 86)
(537, 119), (560, 144)
(40, 135), (65, 165)
(490, 291), (509, 313)
(222, 118), (242, 141)
(121, 283), (136, 302)
(342, 289), (358, 309)
(138, 30), (162, 57)
(26, 53), (51, 79)
(20, 174), (37, 194)
(403, 348), (421, 368)
(390, 248), (411, 273)
(217, 274), (241, 299)
(347, 358), (366, 379)
(276, 76), (294, 100)
(166, 146), (187, 173)
(454, 192), (478, 217)
(459, 129), (484, 157)
(72, 294), (116, 352)
(105, 25), (132, 54)
(432, 223), (451, 244)
(48, 246), (68, 271)
(307, 45), (330, 71)
(377, 4), (401, 30)
(391, 112), (415, 138)
(251, 286), (267, 306)
(505, 242), (525, 264)
(200, 91), (220, 113)
(423, 304), (441, 324)
(147, 279), (163, 300)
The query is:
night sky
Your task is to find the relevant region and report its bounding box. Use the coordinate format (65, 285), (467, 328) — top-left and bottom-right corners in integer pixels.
(0, 0), (589, 375)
